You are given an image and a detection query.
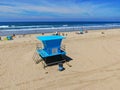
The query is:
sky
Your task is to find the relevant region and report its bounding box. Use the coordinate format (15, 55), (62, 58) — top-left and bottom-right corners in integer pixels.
(0, 0), (120, 22)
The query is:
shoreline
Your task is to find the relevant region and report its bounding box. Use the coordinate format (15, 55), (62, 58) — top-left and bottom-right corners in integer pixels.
(0, 27), (120, 36)
(0, 28), (120, 36)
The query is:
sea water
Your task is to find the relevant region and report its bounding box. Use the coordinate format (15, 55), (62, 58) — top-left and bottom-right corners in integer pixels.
(0, 22), (120, 36)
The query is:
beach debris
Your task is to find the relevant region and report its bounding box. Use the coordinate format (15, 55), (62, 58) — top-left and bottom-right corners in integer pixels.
(45, 72), (48, 74)
(3, 37), (7, 41)
(85, 30), (88, 33)
(101, 32), (105, 34)
(18, 35), (22, 38)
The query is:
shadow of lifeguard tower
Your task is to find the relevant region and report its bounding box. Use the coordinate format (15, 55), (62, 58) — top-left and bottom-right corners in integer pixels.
(33, 35), (72, 68)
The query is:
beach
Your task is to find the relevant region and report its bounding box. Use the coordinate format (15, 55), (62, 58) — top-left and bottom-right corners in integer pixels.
(0, 29), (120, 90)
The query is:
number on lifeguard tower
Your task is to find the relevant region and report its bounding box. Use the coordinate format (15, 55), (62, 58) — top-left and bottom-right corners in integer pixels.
(52, 48), (58, 54)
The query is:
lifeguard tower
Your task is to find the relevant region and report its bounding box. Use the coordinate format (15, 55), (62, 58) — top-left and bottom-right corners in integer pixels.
(33, 35), (67, 68)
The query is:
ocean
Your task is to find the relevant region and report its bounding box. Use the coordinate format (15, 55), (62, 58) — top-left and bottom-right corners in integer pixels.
(0, 22), (120, 36)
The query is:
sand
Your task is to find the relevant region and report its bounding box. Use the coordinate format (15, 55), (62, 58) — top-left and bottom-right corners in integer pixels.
(0, 29), (120, 90)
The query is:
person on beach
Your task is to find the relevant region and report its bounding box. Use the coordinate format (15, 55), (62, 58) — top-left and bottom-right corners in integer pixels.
(12, 34), (15, 37)
(12, 34), (16, 38)
(42, 33), (44, 35)
(55, 31), (58, 35)
(80, 26), (84, 34)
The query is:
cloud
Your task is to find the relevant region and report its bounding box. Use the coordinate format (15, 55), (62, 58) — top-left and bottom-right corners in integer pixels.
(0, 1), (93, 15)
(0, 0), (120, 20)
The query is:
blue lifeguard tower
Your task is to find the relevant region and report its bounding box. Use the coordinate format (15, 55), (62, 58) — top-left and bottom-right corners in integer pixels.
(33, 35), (66, 68)
(37, 35), (66, 58)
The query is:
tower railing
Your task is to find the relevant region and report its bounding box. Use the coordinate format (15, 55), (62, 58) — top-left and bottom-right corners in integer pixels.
(36, 43), (42, 50)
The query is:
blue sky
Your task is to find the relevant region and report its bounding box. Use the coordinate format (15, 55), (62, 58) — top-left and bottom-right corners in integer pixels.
(0, 0), (120, 21)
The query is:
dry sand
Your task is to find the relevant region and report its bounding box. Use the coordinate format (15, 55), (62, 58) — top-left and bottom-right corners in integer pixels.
(0, 29), (120, 90)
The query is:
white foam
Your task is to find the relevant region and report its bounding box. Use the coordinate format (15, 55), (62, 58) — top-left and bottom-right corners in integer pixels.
(0, 25), (9, 28)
